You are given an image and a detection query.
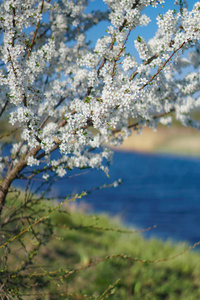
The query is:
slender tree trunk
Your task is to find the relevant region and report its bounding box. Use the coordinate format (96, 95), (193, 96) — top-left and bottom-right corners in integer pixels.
(0, 145), (41, 214)
(0, 160), (27, 214)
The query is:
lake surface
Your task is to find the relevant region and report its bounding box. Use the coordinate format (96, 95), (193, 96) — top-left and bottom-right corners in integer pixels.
(46, 151), (200, 245)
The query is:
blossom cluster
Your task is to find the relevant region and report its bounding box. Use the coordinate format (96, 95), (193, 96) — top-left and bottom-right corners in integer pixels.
(0, 0), (200, 182)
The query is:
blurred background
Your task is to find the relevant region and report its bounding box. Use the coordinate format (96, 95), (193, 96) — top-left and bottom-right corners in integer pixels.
(58, 118), (200, 245)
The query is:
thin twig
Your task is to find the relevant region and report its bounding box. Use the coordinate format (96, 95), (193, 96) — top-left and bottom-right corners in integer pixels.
(26, 0), (45, 60)
(139, 41), (186, 91)
(0, 99), (9, 118)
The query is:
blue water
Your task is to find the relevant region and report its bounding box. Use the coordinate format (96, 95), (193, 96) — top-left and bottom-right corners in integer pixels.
(15, 151), (200, 244)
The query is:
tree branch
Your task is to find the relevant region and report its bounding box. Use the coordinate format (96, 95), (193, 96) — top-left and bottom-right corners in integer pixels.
(26, 0), (44, 60)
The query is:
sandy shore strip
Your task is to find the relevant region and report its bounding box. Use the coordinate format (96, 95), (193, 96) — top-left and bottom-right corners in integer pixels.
(111, 126), (200, 156)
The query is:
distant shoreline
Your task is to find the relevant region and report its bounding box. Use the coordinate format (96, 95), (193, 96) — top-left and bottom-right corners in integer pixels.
(111, 126), (200, 157)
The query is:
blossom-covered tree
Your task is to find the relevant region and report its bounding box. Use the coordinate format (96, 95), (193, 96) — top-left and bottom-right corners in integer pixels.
(0, 0), (200, 296)
(0, 0), (200, 206)
(0, 0), (199, 210)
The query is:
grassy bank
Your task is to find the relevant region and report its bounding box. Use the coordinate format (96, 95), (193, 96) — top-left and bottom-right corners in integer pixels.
(40, 206), (200, 299)
(2, 196), (200, 299)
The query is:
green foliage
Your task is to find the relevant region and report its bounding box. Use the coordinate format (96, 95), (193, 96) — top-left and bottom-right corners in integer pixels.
(1, 189), (200, 299)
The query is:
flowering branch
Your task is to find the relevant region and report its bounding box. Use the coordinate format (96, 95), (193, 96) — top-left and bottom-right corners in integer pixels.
(26, 0), (45, 60)
(0, 0), (199, 212)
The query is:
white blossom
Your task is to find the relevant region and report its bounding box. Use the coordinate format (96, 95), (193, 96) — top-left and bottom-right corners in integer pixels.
(42, 173), (49, 181)
(0, 0), (199, 183)
(27, 156), (40, 167)
(56, 166), (67, 177)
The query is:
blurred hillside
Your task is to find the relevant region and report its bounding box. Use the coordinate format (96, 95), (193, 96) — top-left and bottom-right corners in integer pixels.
(115, 125), (200, 157)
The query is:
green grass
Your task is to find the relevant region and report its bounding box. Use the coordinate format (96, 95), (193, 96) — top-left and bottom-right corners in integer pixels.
(18, 202), (200, 299)
(1, 192), (200, 299)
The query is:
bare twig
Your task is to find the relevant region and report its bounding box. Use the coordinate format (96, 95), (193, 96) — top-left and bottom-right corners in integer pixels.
(0, 99), (9, 118)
